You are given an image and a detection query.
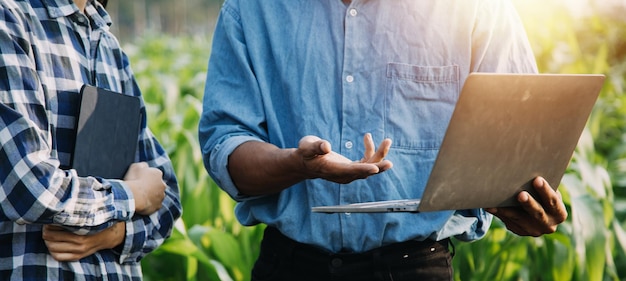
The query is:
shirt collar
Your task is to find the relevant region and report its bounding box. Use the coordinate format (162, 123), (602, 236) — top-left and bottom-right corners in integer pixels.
(42, 0), (81, 18)
(42, 0), (112, 28)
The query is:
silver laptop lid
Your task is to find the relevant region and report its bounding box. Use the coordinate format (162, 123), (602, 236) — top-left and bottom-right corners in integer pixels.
(311, 73), (605, 213)
(418, 73), (604, 211)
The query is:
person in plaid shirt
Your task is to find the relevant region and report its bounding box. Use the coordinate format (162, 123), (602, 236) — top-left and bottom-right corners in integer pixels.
(0, 0), (182, 280)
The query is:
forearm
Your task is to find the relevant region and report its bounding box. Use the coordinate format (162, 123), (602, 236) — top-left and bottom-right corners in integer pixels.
(226, 135), (392, 196)
(43, 222), (126, 261)
(228, 141), (308, 196)
(0, 106), (133, 230)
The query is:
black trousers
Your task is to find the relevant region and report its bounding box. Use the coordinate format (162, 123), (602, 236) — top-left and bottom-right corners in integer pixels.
(251, 227), (454, 281)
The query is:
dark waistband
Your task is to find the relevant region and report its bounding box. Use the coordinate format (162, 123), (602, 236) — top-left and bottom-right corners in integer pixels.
(262, 226), (451, 263)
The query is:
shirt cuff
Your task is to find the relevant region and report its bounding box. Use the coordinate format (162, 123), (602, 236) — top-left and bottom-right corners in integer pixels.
(108, 179), (136, 221)
(115, 218), (147, 263)
(51, 179), (135, 234)
(209, 135), (264, 201)
(437, 209), (493, 241)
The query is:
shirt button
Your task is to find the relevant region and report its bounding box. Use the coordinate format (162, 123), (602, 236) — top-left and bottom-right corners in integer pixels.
(345, 141), (353, 149)
(349, 8), (358, 17)
(331, 258), (343, 268)
(346, 75), (354, 83)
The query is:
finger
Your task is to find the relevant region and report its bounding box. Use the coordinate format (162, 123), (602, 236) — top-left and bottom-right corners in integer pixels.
(302, 140), (331, 160)
(362, 133), (375, 161)
(370, 138), (391, 163)
(44, 235), (95, 261)
(43, 225), (92, 246)
(516, 190), (548, 225)
(42, 225), (72, 242)
(364, 139), (391, 163)
(498, 189), (560, 235)
(488, 206), (524, 223)
(43, 224), (65, 231)
(523, 178), (565, 222)
(318, 139), (332, 155)
(49, 252), (82, 262)
(517, 177), (552, 213)
(531, 177), (567, 219)
(485, 207), (497, 214)
(532, 177), (555, 204)
(130, 162), (149, 169)
(125, 162), (149, 180)
(298, 135), (322, 149)
(46, 243), (90, 261)
(502, 219), (535, 236)
(376, 159), (393, 172)
(487, 207), (539, 236)
(299, 136), (330, 159)
(45, 240), (79, 252)
(331, 163), (381, 183)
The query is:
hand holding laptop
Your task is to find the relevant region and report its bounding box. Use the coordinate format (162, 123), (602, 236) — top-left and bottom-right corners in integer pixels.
(486, 176), (568, 237)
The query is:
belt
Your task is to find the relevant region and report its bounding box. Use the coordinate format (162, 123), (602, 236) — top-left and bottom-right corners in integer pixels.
(261, 226), (453, 277)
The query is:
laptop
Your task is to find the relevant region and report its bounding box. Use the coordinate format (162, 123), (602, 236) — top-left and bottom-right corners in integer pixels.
(71, 85), (142, 179)
(312, 73), (605, 213)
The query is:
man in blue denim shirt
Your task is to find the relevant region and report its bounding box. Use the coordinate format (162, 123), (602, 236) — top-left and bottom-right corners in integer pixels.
(199, 0), (568, 280)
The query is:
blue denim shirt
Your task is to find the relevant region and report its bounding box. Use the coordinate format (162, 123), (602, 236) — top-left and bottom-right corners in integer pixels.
(199, 0), (538, 253)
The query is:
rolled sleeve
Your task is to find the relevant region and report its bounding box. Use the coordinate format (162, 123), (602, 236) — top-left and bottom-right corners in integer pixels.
(208, 135), (263, 201)
(431, 209), (494, 242)
(51, 178), (135, 235)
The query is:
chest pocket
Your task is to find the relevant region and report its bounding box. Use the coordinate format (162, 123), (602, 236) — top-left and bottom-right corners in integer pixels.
(385, 63), (460, 150)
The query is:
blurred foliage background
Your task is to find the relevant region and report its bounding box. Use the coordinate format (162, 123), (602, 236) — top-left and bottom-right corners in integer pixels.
(109, 0), (626, 280)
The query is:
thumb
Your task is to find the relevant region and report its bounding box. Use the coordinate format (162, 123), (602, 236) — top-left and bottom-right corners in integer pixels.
(124, 162), (149, 180)
(298, 136), (331, 159)
(129, 162), (149, 169)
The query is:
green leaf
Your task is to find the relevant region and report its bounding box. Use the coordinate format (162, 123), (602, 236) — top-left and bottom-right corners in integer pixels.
(571, 195), (607, 280)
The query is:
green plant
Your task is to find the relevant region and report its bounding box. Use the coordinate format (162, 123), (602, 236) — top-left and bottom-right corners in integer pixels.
(126, 35), (264, 281)
(452, 2), (626, 280)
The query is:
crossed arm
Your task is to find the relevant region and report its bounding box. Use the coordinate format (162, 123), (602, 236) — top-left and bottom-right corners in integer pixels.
(43, 222), (126, 261)
(42, 162), (173, 261)
(487, 177), (568, 236)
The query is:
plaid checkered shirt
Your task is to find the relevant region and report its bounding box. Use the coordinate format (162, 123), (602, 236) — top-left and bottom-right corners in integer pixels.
(0, 0), (182, 280)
